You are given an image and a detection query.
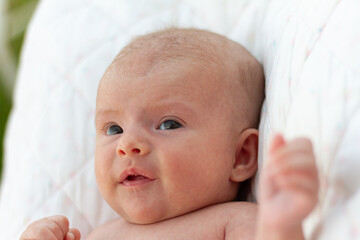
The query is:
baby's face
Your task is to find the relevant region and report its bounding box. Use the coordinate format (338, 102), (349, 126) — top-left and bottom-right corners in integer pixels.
(95, 59), (242, 224)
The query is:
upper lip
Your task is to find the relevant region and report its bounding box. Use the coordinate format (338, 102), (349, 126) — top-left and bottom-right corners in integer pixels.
(118, 167), (155, 183)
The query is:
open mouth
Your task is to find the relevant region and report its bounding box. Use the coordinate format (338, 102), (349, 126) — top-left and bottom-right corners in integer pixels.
(119, 169), (155, 187)
(125, 174), (148, 181)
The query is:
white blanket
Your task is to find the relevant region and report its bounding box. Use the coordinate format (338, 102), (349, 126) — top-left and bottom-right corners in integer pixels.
(0, 0), (359, 239)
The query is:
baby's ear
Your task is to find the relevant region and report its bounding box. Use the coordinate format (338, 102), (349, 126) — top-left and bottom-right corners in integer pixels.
(230, 128), (258, 183)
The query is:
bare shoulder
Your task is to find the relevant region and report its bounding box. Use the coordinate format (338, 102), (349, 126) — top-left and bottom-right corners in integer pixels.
(221, 202), (258, 240)
(86, 202), (257, 240)
(86, 218), (129, 240)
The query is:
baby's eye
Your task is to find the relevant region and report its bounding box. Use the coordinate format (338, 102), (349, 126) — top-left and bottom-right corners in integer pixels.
(106, 125), (123, 135)
(158, 120), (182, 130)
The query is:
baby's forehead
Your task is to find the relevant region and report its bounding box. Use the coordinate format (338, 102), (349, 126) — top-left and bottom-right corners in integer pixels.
(103, 56), (226, 95)
(105, 48), (229, 90)
(99, 57), (240, 117)
(100, 28), (253, 101)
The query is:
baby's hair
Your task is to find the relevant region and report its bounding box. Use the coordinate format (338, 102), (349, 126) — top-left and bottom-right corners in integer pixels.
(113, 27), (226, 75)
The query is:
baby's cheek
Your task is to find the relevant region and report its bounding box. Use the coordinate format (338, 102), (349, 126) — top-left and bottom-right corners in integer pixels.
(94, 155), (113, 189)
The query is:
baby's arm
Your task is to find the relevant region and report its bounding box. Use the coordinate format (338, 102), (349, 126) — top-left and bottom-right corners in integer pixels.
(255, 134), (319, 240)
(20, 215), (81, 240)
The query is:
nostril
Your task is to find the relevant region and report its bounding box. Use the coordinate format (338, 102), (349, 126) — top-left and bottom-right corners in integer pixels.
(132, 148), (141, 154)
(119, 150), (126, 155)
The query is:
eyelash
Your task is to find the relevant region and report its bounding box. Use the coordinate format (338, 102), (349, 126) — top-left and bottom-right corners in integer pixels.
(101, 117), (185, 135)
(157, 119), (183, 130)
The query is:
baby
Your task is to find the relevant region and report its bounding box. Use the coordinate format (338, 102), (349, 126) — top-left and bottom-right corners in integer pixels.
(20, 28), (318, 240)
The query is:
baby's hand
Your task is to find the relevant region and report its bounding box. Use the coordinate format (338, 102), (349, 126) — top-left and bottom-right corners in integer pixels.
(20, 215), (81, 240)
(257, 134), (319, 230)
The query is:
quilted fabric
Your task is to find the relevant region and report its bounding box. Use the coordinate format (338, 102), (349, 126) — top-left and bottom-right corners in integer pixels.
(0, 0), (359, 239)
(258, 1), (360, 239)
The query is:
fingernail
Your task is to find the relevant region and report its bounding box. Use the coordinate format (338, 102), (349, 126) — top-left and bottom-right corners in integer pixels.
(67, 232), (75, 240)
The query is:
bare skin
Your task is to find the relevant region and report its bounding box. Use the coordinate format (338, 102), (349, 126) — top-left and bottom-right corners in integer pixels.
(20, 135), (318, 240)
(20, 215), (81, 240)
(256, 135), (318, 240)
(87, 202), (257, 240)
(20, 28), (318, 240)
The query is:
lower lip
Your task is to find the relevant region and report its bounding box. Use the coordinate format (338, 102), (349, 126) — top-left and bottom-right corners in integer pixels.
(120, 178), (155, 188)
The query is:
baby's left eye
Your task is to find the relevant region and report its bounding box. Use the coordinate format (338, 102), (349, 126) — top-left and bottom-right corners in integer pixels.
(158, 120), (182, 130)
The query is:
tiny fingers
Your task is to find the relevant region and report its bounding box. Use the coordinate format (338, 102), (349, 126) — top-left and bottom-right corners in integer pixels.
(264, 136), (319, 197)
(20, 215), (70, 240)
(266, 136), (317, 173)
(46, 215), (70, 239)
(266, 150), (318, 179)
(276, 171), (319, 197)
(66, 228), (81, 240)
(268, 133), (286, 156)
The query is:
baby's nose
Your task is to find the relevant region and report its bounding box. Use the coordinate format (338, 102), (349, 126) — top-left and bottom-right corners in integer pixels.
(118, 147), (142, 156)
(116, 137), (150, 157)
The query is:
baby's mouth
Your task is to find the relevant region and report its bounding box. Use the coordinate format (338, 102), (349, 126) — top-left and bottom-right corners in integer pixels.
(119, 170), (155, 187)
(125, 175), (148, 181)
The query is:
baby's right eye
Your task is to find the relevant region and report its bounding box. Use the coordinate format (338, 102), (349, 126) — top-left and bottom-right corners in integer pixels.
(106, 125), (123, 135)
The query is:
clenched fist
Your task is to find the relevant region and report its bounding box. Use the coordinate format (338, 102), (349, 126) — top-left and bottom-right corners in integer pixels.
(20, 215), (81, 240)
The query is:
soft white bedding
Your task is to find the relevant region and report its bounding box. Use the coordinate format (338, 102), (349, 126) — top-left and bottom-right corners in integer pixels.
(0, 0), (359, 239)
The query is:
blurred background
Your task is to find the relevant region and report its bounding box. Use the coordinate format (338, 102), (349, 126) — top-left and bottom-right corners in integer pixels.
(0, 0), (38, 182)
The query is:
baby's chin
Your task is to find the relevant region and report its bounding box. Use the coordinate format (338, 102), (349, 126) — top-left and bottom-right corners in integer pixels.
(117, 206), (174, 225)
(125, 217), (161, 225)
(117, 203), (202, 225)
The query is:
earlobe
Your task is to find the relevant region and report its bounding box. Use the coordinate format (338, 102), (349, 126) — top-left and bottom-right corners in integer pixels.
(230, 128), (259, 183)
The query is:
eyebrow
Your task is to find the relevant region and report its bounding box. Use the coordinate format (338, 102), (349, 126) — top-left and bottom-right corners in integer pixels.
(95, 101), (196, 120)
(95, 109), (121, 121)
